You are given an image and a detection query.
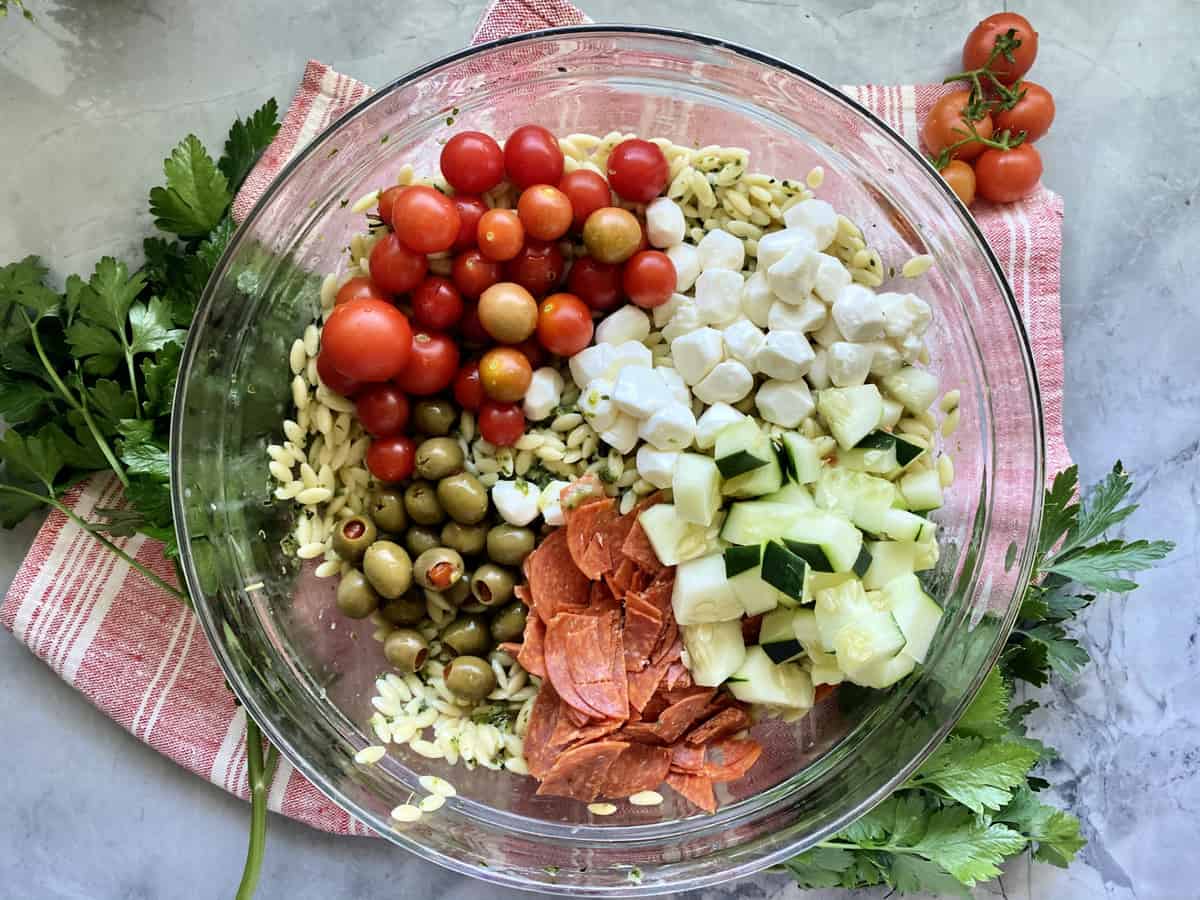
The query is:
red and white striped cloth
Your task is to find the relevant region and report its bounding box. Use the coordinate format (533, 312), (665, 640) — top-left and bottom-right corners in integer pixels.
(2, 1), (1069, 838)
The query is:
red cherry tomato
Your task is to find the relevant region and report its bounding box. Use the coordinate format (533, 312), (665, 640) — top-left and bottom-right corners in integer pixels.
(974, 144), (1043, 204)
(411, 276), (464, 331)
(962, 13), (1038, 85)
(459, 301), (491, 345)
(606, 139), (669, 203)
(478, 401), (525, 446)
(390, 185), (461, 254)
(377, 185), (407, 227)
(992, 82), (1055, 143)
(316, 351), (363, 397)
(622, 250), (676, 309)
(922, 91), (994, 163)
(451, 195), (488, 251)
(559, 170), (612, 230)
(537, 293), (594, 356)
(354, 383), (410, 437)
(476, 208), (525, 262)
(453, 361), (485, 411)
(568, 256), (624, 312)
(505, 239), (565, 297)
(509, 336), (546, 370)
(504, 124), (564, 190)
(366, 436), (415, 483)
(393, 330), (460, 396)
(369, 233), (428, 295)
(517, 184), (573, 241)
(335, 276), (389, 306)
(440, 131), (505, 194)
(320, 298), (412, 382)
(452, 249), (503, 299)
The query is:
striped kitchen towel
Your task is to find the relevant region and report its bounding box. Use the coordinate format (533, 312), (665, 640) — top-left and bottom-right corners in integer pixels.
(2, 0), (1068, 838)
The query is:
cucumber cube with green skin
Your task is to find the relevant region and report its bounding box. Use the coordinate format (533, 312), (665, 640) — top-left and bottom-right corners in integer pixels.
(761, 540), (808, 601)
(882, 573), (943, 663)
(898, 468), (944, 511)
(723, 544), (761, 577)
(762, 482), (815, 508)
(720, 441), (783, 498)
(672, 553), (744, 625)
(862, 540), (924, 589)
(727, 646), (815, 709)
(638, 504), (690, 566)
(682, 621), (746, 687)
(814, 578), (877, 651)
(779, 432), (822, 484)
(673, 453), (722, 527)
(880, 366), (940, 415)
(783, 509), (864, 573)
(843, 651), (916, 689)
(720, 500), (809, 545)
(759, 608), (805, 663)
(817, 384), (883, 449)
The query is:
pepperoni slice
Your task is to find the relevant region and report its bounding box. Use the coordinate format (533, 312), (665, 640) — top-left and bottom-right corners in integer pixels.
(544, 610), (628, 720)
(666, 772), (716, 813)
(526, 527), (590, 620)
(599, 742), (671, 797)
(536, 740), (629, 802)
(623, 591), (665, 671)
(621, 517), (663, 573)
(516, 610), (547, 679)
(699, 737), (764, 782)
(668, 742), (707, 774)
(685, 707), (752, 746)
(524, 684), (566, 779)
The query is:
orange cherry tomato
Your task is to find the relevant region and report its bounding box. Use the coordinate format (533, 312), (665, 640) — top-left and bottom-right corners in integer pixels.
(940, 159), (977, 206)
(476, 208), (525, 262)
(478, 347), (533, 403)
(517, 184), (573, 241)
(390, 185), (461, 254)
(537, 293), (594, 356)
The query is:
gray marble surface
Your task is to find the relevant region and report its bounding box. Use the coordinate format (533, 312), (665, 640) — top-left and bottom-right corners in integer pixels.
(2, 1), (1198, 898)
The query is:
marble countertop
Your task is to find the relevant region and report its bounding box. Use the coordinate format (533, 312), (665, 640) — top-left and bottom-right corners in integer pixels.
(2, 1), (1197, 897)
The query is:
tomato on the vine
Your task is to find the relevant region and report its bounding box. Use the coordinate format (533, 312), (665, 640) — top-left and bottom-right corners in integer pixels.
(369, 233), (428, 294)
(440, 131), (505, 194)
(479, 347), (533, 403)
(922, 91), (994, 162)
(962, 13), (1038, 85)
(411, 276), (464, 331)
(606, 139), (669, 203)
(376, 185), (407, 227)
(559, 170), (612, 230)
(517, 184), (573, 241)
(391, 185), (461, 254)
(505, 239), (564, 297)
(452, 249), (503, 299)
(537, 293), (594, 356)
(316, 351), (363, 397)
(476, 208), (525, 262)
(320, 298), (412, 382)
(940, 159), (977, 206)
(504, 124), (564, 189)
(993, 82), (1055, 143)
(335, 276), (388, 306)
(974, 144), (1042, 203)
(622, 250), (676, 309)
(478, 401), (525, 446)
(451, 195), (488, 251)
(568, 256), (623, 312)
(366, 436), (415, 482)
(393, 330), (460, 396)
(355, 383), (410, 437)
(453, 361), (485, 411)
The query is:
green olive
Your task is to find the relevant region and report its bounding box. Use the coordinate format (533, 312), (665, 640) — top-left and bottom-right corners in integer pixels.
(437, 473), (489, 525)
(485, 524), (536, 567)
(427, 577), (471, 608)
(490, 601), (528, 643)
(335, 570), (379, 619)
(413, 399), (457, 436)
(444, 655), (497, 701)
(404, 480), (445, 526)
(415, 437), (465, 481)
(470, 563), (515, 607)
(369, 489), (408, 533)
(361, 540), (413, 600)
(413, 547), (465, 591)
(331, 514), (377, 563)
(384, 628), (429, 673)
(404, 525), (442, 558)
(441, 521), (487, 557)
(380, 588), (426, 626)
(441, 615), (492, 657)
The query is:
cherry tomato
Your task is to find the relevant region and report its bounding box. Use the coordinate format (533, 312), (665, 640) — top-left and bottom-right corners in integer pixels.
(320, 298), (412, 382)
(537, 293), (594, 356)
(582, 207), (643, 264)
(479, 347), (533, 403)
(622, 250), (676, 309)
(504, 124), (564, 190)
(459, 301), (491, 345)
(476, 209), (525, 262)
(974, 144), (1043, 204)
(390, 185), (461, 254)
(568, 256), (624, 312)
(366, 436), (415, 483)
(440, 131), (505, 194)
(993, 82), (1055, 143)
(921, 91), (994, 162)
(559, 170), (612, 230)
(394, 330), (460, 396)
(411, 276), (464, 331)
(316, 351), (363, 397)
(478, 401), (525, 446)
(509, 337), (545, 370)
(335, 276), (389, 306)
(452, 249), (503, 299)
(505, 239), (564, 297)
(354, 383), (410, 437)
(451, 195), (488, 251)
(377, 185), (407, 227)
(453, 361), (485, 411)
(478, 282), (538, 343)
(606, 139), (669, 203)
(962, 13), (1038, 85)
(517, 184), (573, 241)
(369, 233), (428, 295)
(940, 159), (977, 206)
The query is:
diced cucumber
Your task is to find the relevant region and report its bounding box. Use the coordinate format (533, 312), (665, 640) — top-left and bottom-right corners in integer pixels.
(838, 445), (900, 475)
(783, 509), (864, 574)
(759, 608), (804, 663)
(813, 578), (877, 651)
(762, 482), (815, 509)
(672, 553), (744, 624)
(882, 573), (943, 663)
(817, 385), (883, 449)
(913, 538), (938, 570)
(727, 646), (815, 710)
(844, 651), (917, 689)
(807, 649), (845, 686)
(880, 397), (905, 430)
(714, 418), (766, 480)
(814, 466), (897, 533)
(639, 504), (689, 566)
(873, 508), (937, 543)
(832, 613), (906, 671)
(674, 453), (722, 527)
(714, 418), (762, 459)
(898, 468), (944, 511)
(723, 543), (761, 577)
(862, 540), (921, 590)
(880, 367), (940, 415)
(791, 608), (821, 652)
(783, 539), (834, 573)
(894, 435), (927, 467)
(762, 540), (808, 602)
(803, 570), (855, 606)
(852, 545), (872, 577)
(730, 566), (785, 615)
(721, 444), (783, 498)
(682, 621), (747, 687)
(720, 500), (808, 545)
(779, 432), (823, 484)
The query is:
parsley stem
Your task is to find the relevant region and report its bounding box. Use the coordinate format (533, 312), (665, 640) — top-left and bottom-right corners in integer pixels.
(124, 346), (142, 420)
(236, 715), (271, 900)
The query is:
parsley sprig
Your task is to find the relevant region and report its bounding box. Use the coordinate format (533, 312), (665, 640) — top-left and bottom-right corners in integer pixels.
(781, 462), (1173, 894)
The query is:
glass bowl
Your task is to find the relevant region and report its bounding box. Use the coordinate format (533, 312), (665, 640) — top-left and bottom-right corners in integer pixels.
(171, 25), (1043, 896)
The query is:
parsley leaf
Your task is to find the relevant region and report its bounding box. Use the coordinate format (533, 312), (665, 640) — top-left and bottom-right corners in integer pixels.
(0, 256), (60, 321)
(149, 134), (232, 238)
(128, 296), (185, 355)
(0, 374), (53, 424)
(1047, 539), (1174, 592)
(1059, 461), (1136, 555)
(779, 847), (855, 888)
(905, 807), (1027, 885)
(1037, 465), (1079, 560)
(218, 98), (281, 190)
(887, 855), (972, 898)
(909, 736), (1041, 814)
(1016, 623), (1090, 680)
(996, 786), (1086, 867)
(116, 419), (170, 481)
(0, 424), (69, 490)
(953, 666), (1010, 739)
(141, 342), (182, 418)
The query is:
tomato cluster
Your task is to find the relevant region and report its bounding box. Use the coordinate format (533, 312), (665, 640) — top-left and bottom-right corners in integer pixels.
(921, 12), (1054, 206)
(315, 126), (676, 479)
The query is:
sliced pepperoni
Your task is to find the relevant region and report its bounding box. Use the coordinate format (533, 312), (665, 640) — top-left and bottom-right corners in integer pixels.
(604, 558), (638, 598)
(685, 707), (752, 746)
(668, 742), (707, 774)
(666, 772), (716, 813)
(700, 737), (763, 782)
(516, 610), (547, 679)
(536, 740), (629, 802)
(664, 660), (693, 692)
(526, 527), (590, 621)
(599, 742), (671, 797)
(544, 610), (628, 720)
(590, 579), (621, 616)
(621, 517), (664, 574)
(565, 498), (615, 579)
(515, 583), (533, 607)
(524, 684), (566, 779)
(641, 690), (715, 745)
(552, 706), (622, 749)
(623, 592), (664, 671)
